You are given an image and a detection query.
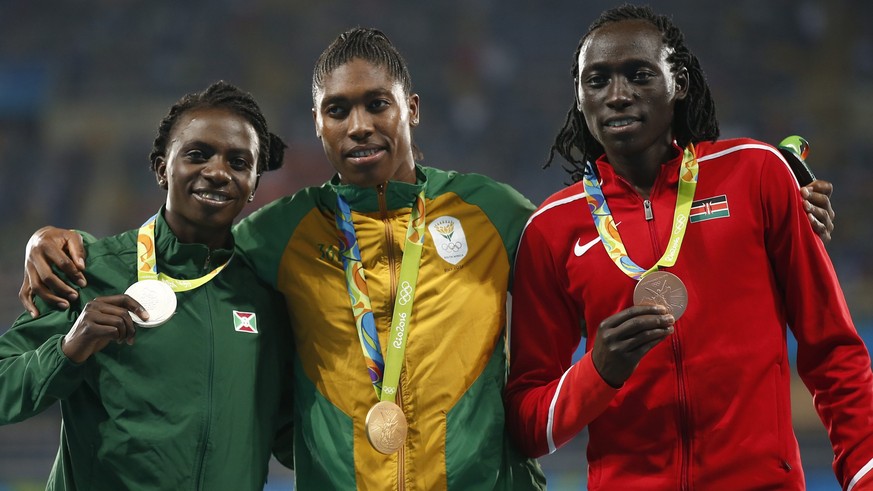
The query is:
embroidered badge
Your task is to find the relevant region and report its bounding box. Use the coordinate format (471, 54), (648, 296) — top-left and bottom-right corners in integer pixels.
(233, 310), (258, 334)
(428, 216), (468, 265)
(690, 195), (730, 223)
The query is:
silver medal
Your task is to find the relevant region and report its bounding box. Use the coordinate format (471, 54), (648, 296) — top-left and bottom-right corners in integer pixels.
(124, 279), (177, 327)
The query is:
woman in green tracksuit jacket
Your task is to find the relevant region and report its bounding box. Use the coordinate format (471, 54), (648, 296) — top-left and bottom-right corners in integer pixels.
(0, 81), (293, 490)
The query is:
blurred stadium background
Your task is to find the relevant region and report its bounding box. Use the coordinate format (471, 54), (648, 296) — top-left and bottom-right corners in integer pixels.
(1, 0), (871, 489)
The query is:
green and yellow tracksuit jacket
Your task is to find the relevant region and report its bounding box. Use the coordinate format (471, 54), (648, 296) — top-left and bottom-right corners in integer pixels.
(235, 165), (545, 490)
(0, 212), (293, 490)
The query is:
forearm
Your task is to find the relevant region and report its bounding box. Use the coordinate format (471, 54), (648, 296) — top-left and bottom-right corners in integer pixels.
(0, 334), (83, 424)
(506, 353), (617, 458)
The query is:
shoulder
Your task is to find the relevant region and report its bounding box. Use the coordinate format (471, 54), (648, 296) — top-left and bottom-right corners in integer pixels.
(526, 182), (588, 228)
(422, 166), (532, 206)
(696, 138), (785, 166)
(235, 185), (329, 245)
(83, 227), (137, 268)
(696, 138), (797, 186)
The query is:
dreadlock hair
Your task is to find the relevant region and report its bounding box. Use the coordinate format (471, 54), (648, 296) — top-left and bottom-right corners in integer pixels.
(546, 4), (720, 182)
(312, 27), (423, 161)
(149, 80), (286, 181)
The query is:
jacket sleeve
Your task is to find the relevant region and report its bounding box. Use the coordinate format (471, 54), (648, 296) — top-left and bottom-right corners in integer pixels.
(760, 152), (873, 490)
(504, 215), (618, 458)
(0, 306), (85, 424)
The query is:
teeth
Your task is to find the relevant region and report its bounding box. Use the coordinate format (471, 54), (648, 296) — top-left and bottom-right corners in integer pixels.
(198, 192), (228, 202)
(350, 149), (378, 158)
(607, 119), (635, 128)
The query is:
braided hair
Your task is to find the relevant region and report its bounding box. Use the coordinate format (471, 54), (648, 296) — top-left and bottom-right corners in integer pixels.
(546, 4), (719, 182)
(312, 27), (423, 160)
(150, 81), (286, 180)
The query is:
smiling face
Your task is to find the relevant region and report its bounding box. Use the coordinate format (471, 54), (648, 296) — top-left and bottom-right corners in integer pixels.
(155, 106), (259, 248)
(312, 58), (419, 188)
(576, 20), (688, 169)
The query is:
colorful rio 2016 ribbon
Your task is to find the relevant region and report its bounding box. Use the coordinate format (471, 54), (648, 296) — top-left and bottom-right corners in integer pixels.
(581, 143), (699, 280)
(335, 189), (426, 402)
(136, 213), (231, 292)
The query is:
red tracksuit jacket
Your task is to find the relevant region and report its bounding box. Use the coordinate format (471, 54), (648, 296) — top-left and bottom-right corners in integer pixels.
(505, 138), (873, 490)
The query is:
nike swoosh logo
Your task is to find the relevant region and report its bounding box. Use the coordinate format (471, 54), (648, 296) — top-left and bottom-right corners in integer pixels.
(574, 222), (620, 257)
(574, 236), (600, 257)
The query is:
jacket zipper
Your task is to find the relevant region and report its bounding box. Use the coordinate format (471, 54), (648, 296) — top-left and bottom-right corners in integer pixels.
(641, 187), (692, 489)
(377, 184), (398, 308)
(377, 183), (405, 490)
(672, 333), (692, 490)
(194, 285), (215, 490)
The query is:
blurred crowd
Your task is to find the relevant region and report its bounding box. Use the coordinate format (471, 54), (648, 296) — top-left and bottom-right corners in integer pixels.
(0, 0), (870, 488)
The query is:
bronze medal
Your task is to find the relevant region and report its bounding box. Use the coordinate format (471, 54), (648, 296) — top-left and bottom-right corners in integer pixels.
(633, 271), (688, 320)
(365, 401), (408, 454)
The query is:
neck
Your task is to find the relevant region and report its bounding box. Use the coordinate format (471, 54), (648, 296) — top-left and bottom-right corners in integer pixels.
(391, 160), (417, 185)
(605, 142), (678, 198)
(163, 214), (232, 250)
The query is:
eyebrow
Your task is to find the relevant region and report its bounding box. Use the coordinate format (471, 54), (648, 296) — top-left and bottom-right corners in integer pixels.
(319, 88), (396, 109)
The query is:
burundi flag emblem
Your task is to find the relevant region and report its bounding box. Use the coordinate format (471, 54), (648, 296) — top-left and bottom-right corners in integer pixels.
(233, 310), (258, 334)
(690, 195), (730, 223)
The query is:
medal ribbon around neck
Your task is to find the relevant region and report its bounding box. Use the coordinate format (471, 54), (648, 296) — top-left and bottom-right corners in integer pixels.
(582, 143), (699, 280)
(136, 213), (231, 291)
(335, 189), (426, 402)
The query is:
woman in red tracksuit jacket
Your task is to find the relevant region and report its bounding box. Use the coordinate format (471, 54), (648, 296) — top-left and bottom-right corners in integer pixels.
(505, 5), (873, 490)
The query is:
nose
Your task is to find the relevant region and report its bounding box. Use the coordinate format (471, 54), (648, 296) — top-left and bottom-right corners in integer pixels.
(201, 156), (233, 184)
(347, 106), (373, 141)
(606, 77), (634, 109)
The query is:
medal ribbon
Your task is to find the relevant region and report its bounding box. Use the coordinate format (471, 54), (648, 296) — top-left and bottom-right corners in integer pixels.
(582, 143), (699, 280)
(336, 190), (426, 402)
(136, 213), (231, 292)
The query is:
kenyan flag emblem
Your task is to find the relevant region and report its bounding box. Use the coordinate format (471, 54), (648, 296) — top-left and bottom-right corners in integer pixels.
(690, 195), (730, 223)
(233, 310), (258, 334)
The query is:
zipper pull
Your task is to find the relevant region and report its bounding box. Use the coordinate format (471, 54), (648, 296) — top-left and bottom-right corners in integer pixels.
(204, 249), (212, 270)
(644, 199), (654, 221)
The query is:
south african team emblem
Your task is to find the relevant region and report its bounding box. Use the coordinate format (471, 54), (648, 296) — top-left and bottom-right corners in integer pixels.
(233, 310), (258, 334)
(428, 216), (468, 265)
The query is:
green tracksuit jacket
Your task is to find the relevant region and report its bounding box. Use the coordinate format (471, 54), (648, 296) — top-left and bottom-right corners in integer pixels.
(0, 211), (293, 490)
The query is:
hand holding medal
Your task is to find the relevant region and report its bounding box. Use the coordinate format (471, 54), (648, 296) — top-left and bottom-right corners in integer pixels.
(633, 271), (688, 320)
(61, 294), (148, 364)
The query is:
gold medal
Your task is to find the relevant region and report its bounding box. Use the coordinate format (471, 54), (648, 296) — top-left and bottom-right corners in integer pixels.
(633, 271), (688, 320)
(365, 401), (408, 454)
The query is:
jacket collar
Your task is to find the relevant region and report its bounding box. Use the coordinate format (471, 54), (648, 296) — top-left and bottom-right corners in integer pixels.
(329, 165), (427, 214)
(152, 207), (234, 277)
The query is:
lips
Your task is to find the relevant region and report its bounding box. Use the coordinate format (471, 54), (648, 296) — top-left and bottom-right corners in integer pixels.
(193, 189), (233, 206)
(345, 145), (386, 165)
(604, 116), (641, 129)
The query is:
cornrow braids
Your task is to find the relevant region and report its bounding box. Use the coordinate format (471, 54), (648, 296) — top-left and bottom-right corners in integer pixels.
(150, 81), (286, 177)
(312, 27), (412, 103)
(546, 4), (720, 182)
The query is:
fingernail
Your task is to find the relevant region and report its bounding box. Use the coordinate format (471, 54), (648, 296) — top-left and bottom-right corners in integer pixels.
(801, 188), (810, 197)
(28, 310), (37, 318)
(58, 301), (69, 309)
(77, 259), (86, 268)
(76, 279), (87, 287)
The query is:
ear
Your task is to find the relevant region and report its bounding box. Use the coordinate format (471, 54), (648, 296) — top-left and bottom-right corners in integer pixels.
(154, 157), (168, 189)
(574, 77), (583, 111)
(311, 107), (321, 138)
(673, 67), (689, 101)
(408, 93), (420, 127)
